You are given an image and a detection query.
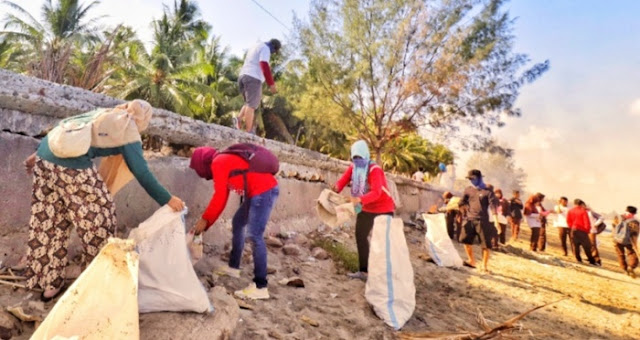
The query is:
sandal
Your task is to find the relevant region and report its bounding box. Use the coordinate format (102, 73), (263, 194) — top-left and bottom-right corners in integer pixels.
(40, 286), (64, 303)
(463, 261), (476, 269)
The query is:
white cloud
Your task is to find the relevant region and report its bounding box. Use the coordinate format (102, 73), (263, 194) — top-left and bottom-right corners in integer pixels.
(630, 98), (640, 116)
(516, 126), (561, 151)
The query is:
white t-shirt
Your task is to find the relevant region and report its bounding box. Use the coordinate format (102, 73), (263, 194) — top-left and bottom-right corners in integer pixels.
(525, 205), (542, 228)
(588, 211), (603, 234)
(412, 171), (424, 182)
(554, 205), (568, 228)
(240, 42), (271, 82)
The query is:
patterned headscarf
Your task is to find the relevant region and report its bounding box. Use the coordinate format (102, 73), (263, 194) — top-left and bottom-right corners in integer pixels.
(350, 140), (371, 197)
(190, 147), (218, 180)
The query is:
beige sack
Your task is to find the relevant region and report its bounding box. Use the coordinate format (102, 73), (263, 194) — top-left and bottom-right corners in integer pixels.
(31, 238), (140, 340)
(316, 189), (350, 228)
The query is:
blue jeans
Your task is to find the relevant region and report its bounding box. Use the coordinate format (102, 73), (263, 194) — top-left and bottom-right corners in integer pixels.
(229, 187), (279, 288)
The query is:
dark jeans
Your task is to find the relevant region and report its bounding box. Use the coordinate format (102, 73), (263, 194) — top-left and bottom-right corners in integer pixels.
(571, 229), (595, 264)
(445, 210), (459, 240)
(614, 242), (638, 271)
(530, 227), (541, 251)
(356, 211), (393, 272)
(229, 187), (279, 288)
(588, 233), (601, 265)
(557, 227), (572, 256)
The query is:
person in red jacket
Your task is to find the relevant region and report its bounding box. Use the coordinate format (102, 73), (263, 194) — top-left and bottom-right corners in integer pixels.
(189, 146), (279, 300)
(332, 140), (395, 281)
(566, 199), (596, 265)
(235, 39), (281, 133)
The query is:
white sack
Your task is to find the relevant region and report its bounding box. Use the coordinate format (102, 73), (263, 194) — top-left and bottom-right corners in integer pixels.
(129, 206), (212, 313)
(365, 215), (415, 330)
(422, 213), (463, 267)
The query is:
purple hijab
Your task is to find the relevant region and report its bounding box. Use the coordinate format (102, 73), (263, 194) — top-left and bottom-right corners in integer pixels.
(190, 147), (218, 180)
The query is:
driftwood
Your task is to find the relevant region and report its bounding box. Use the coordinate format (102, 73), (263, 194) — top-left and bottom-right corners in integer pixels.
(397, 298), (567, 340)
(0, 279), (27, 289)
(0, 275), (25, 281)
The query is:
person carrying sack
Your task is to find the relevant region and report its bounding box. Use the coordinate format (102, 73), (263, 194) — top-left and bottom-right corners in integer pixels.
(21, 100), (185, 302)
(189, 143), (279, 300)
(331, 140), (395, 281)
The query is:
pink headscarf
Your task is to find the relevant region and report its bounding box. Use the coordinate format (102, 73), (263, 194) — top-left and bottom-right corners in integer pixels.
(190, 147), (217, 180)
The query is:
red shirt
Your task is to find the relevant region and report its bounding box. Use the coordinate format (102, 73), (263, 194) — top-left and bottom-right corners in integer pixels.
(335, 164), (395, 214)
(566, 206), (591, 233)
(202, 154), (278, 228)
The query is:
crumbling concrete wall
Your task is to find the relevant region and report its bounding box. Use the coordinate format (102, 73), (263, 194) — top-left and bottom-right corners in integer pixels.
(0, 69), (444, 266)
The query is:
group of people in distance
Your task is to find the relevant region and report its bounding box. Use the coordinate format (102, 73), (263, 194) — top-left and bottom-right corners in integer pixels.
(437, 172), (639, 278)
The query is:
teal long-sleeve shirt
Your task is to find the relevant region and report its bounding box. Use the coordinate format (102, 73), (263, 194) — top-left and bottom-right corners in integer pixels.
(36, 135), (171, 206)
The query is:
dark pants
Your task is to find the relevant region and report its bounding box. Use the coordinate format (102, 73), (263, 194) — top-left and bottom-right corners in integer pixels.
(494, 223), (507, 246)
(538, 225), (547, 251)
(445, 210), (457, 240)
(557, 227), (572, 256)
(460, 219), (492, 249)
(571, 229), (595, 264)
(530, 227), (541, 251)
(510, 217), (521, 240)
(588, 233), (601, 265)
(356, 211), (393, 272)
(614, 242), (638, 271)
(229, 187), (279, 288)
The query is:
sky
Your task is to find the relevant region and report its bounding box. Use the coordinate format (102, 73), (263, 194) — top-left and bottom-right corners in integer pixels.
(13, 0), (640, 213)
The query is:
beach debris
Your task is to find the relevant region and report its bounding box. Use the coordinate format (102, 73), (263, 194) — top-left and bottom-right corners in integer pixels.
(300, 315), (319, 327)
(397, 298), (567, 340)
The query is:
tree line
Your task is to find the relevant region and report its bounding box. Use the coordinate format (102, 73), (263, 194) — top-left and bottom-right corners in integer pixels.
(0, 0), (548, 177)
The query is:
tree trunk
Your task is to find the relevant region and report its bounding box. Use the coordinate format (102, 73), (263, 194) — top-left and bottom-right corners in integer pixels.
(375, 149), (383, 165)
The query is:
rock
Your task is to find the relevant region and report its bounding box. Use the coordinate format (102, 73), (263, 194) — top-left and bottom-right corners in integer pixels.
(0, 311), (21, 339)
(235, 298), (255, 310)
(266, 266), (278, 275)
(293, 234), (310, 247)
(311, 247), (330, 260)
(268, 329), (284, 339)
(300, 315), (320, 327)
(265, 237), (284, 248)
(282, 244), (302, 256)
(278, 277), (305, 288)
(138, 286), (239, 340)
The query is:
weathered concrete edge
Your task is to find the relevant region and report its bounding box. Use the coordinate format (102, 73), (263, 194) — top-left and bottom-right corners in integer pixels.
(0, 69), (438, 190)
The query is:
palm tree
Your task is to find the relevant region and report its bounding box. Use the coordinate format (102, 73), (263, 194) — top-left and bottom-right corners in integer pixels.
(0, 0), (101, 83)
(382, 133), (454, 175)
(105, 0), (215, 117)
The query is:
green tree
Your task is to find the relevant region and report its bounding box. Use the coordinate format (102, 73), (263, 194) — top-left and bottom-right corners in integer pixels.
(1, 0), (101, 83)
(294, 0), (549, 164)
(105, 0), (214, 116)
(382, 133), (453, 175)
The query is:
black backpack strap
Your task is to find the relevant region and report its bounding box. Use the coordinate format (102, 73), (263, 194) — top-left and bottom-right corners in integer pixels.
(229, 169), (249, 200)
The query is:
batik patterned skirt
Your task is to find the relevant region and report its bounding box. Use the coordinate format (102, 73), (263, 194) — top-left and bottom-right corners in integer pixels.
(25, 158), (116, 291)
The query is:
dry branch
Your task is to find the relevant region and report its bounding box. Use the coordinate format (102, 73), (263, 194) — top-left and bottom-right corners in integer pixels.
(397, 298), (568, 340)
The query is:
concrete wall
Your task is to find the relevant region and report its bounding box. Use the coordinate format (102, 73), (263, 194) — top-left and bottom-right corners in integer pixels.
(0, 70), (445, 266)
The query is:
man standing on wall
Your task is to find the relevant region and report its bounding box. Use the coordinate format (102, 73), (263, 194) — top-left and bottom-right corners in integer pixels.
(235, 39), (282, 133)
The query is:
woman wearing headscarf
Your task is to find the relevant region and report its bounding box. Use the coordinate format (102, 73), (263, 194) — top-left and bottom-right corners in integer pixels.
(524, 193), (550, 251)
(332, 141), (395, 281)
(188, 145), (279, 300)
(21, 100), (185, 301)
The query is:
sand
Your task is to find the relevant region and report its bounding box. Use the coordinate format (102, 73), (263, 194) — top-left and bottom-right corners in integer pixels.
(2, 223), (638, 340)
